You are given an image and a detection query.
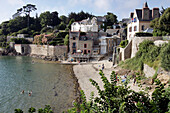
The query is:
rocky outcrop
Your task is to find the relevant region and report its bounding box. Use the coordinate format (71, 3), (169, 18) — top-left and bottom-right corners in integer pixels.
(30, 54), (58, 61)
(0, 48), (21, 56)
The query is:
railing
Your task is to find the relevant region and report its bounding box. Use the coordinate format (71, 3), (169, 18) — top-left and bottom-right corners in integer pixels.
(69, 53), (102, 58)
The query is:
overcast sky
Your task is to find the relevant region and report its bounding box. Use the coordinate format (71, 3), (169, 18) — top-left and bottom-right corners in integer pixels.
(0, 0), (169, 23)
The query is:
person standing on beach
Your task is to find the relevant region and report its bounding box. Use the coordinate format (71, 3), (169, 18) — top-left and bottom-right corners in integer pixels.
(102, 64), (104, 70)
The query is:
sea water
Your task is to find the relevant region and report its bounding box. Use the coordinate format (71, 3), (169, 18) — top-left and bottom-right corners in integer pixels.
(0, 56), (75, 113)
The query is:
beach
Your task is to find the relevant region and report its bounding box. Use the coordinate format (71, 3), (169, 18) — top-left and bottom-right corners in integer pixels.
(73, 60), (150, 101)
(73, 60), (115, 101)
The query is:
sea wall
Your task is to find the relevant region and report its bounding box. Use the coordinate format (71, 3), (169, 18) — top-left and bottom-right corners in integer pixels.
(15, 44), (67, 58)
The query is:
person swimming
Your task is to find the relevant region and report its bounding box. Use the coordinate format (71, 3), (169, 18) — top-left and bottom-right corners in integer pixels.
(29, 92), (31, 96)
(21, 90), (24, 94)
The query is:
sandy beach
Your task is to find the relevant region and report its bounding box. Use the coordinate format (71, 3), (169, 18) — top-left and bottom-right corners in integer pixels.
(73, 60), (117, 101)
(73, 60), (150, 101)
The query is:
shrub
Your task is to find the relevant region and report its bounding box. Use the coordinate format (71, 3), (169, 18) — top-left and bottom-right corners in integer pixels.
(68, 71), (170, 113)
(119, 40), (128, 48)
(10, 38), (31, 44)
(161, 42), (170, 71)
(135, 32), (153, 37)
(120, 40), (167, 71)
(41, 27), (52, 33)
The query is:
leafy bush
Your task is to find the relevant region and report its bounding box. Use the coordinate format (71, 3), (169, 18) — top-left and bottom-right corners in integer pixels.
(119, 40), (128, 48)
(120, 40), (169, 71)
(41, 27), (52, 33)
(10, 38), (31, 44)
(135, 32), (153, 37)
(161, 42), (170, 71)
(68, 71), (170, 113)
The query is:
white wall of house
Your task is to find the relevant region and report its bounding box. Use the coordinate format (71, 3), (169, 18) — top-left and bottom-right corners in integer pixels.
(71, 23), (98, 32)
(100, 38), (107, 55)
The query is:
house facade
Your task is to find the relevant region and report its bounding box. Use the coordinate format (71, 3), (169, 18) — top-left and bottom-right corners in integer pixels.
(127, 2), (160, 40)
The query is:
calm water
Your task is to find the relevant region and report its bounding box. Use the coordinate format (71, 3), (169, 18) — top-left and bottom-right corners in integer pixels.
(0, 56), (75, 113)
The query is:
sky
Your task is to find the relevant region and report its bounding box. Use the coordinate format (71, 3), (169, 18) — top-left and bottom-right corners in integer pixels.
(0, 0), (169, 24)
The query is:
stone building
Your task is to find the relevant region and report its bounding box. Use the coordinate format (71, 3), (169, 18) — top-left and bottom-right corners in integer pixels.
(69, 30), (120, 62)
(127, 2), (160, 40)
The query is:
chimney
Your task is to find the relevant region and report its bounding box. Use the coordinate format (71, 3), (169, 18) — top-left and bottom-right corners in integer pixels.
(152, 8), (159, 19)
(142, 2), (150, 20)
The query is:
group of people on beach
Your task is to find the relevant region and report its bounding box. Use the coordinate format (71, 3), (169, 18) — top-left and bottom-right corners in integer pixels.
(21, 90), (32, 96)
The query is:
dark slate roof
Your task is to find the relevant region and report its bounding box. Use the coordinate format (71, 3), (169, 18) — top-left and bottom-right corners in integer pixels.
(96, 16), (106, 22)
(79, 36), (92, 41)
(136, 9), (153, 21)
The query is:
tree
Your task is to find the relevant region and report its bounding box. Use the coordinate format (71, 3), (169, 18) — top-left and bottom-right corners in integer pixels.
(67, 19), (75, 29)
(51, 11), (61, 26)
(39, 11), (52, 28)
(151, 8), (170, 36)
(64, 34), (69, 46)
(105, 12), (118, 27)
(57, 22), (66, 30)
(68, 11), (94, 22)
(60, 15), (68, 24)
(17, 4), (37, 28)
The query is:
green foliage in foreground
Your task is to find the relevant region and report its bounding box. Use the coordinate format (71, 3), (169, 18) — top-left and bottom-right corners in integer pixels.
(120, 40), (170, 71)
(68, 70), (169, 113)
(14, 105), (53, 113)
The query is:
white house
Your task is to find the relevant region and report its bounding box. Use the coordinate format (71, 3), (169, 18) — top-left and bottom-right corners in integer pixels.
(71, 17), (106, 32)
(127, 2), (160, 40)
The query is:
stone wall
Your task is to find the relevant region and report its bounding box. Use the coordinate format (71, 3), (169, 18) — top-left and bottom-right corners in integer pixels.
(144, 64), (156, 78)
(15, 44), (67, 57)
(119, 40), (132, 61)
(131, 36), (162, 58)
(154, 40), (168, 47)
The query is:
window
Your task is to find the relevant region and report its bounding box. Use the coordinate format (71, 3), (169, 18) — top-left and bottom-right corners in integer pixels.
(88, 50), (91, 53)
(84, 44), (87, 48)
(72, 42), (76, 48)
(84, 50), (87, 54)
(73, 37), (76, 40)
(134, 26), (137, 31)
(129, 27), (132, 32)
(73, 49), (76, 54)
(142, 25), (145, 30)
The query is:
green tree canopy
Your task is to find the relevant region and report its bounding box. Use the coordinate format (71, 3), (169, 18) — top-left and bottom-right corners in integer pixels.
(68, 10), (94, 22)
(150, 8), (170, 36)
(105, 12), (118, 27)
(40, 11), (61, 28)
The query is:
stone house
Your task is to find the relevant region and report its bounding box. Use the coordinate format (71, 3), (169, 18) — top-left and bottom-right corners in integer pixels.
(127, 2), (160, 40)
(69, 30), (120, 62)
